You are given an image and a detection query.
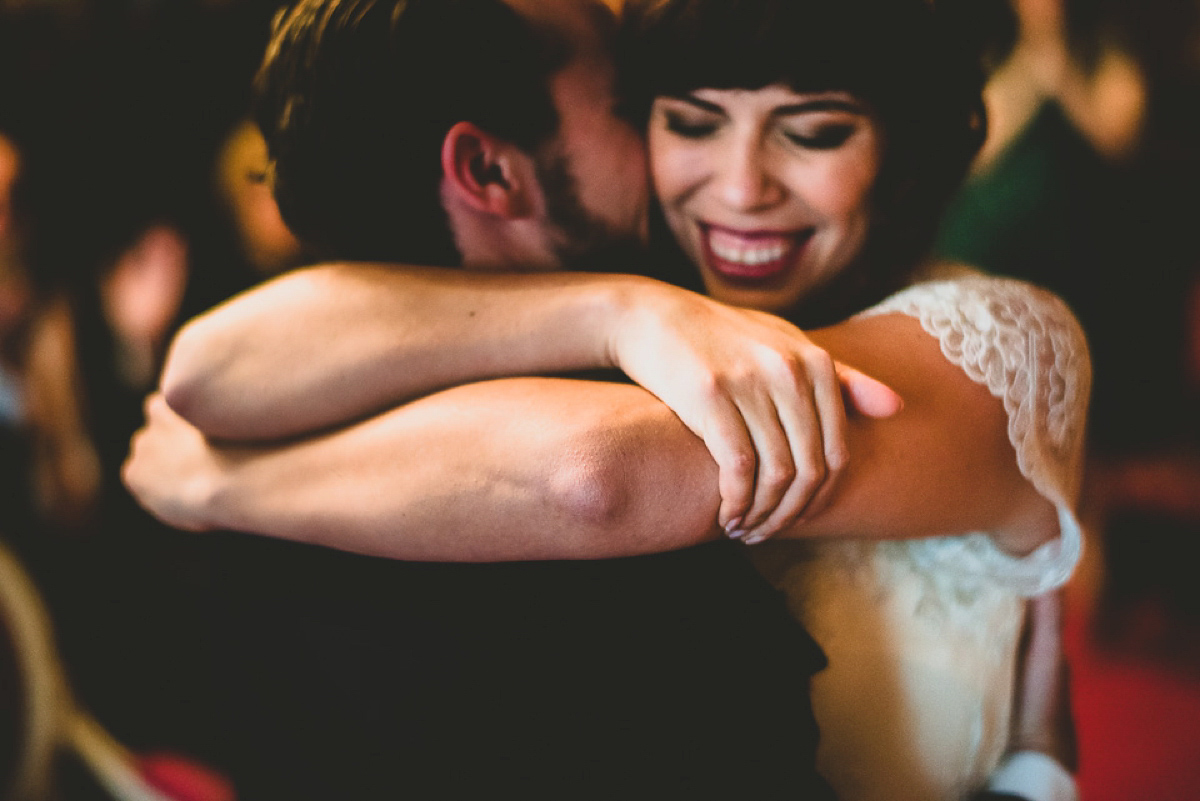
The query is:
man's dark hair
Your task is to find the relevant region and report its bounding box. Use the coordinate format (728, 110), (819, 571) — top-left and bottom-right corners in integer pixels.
(254, 0), (575, 266)
(619, 0), (988, 324)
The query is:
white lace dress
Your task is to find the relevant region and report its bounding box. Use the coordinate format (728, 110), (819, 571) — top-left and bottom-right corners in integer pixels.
(751, 272), (1091, 801)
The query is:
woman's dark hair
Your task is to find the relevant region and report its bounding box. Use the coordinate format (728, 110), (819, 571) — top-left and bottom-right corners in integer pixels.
(620, 0), (987, 324)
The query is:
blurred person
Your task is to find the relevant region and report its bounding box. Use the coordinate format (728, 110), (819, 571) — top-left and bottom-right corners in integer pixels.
(4, 0), (282, 773)
(979, 0), (1145, 166)
(0, 127), (34, 545)
(17, 133), (220, 775)
(938, 0), (1200, 652)
(933, 0), (1165, 457)
(1, 130), (26, 425)
(213, 119), (304, 277)
(0, 12), (43, 544)
(940, 0), (1200, 751)
(126, 0), (1089, 798)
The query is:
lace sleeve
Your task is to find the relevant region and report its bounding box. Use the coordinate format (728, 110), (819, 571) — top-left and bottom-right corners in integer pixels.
(860, 273), (1092, 595)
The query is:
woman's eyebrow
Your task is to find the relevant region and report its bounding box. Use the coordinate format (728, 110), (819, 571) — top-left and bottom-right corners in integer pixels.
(774, 98), (866, 116)
(661, 94), (725, 114)
(662, 93), (866, 116)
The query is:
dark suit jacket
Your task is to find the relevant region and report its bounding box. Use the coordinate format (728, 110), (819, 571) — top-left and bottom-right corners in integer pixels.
(207, 535), (836, 800)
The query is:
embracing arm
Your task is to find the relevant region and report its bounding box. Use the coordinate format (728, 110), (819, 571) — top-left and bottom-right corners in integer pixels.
(125, 309), (1066, 559)
(161, 262), (899, 532)
(161, 263), (644, 440)
(127, 378), (724, 560)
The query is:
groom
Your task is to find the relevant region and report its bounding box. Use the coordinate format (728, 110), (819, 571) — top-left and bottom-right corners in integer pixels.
(126, 1), (1078, 799)
(133, 1), (835, 799)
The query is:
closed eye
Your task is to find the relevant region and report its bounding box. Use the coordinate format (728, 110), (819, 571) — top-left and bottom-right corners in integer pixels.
(664, 112), (719, 139)
(784, 124), (855, 150)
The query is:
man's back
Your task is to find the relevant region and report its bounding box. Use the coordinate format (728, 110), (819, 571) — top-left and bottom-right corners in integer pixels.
(209, 535), (833, 799)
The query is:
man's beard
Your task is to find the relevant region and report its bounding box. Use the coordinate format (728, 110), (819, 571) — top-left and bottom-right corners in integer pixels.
(534, 150), (650, 275)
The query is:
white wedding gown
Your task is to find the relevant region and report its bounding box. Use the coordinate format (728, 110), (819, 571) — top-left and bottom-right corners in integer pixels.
(751, 270), (1091, 801)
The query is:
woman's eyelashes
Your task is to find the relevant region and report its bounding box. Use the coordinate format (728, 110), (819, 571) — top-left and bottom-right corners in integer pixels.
(662, 109), (858, 151)
(663, 111), (719, 139)
(782, 123), (856, 150)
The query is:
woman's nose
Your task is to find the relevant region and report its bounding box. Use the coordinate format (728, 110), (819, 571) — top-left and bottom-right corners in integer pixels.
(716, 139), (785, 212)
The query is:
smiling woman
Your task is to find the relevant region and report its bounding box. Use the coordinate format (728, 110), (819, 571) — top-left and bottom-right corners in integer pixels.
(618, 0), (1089, 798)
(621, 0), (988, 324)
(650, 86), (882, 313)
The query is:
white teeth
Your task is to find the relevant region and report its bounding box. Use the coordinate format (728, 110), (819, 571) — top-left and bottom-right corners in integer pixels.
(705, 227), (793, 266)
(710, 240), (787, 265)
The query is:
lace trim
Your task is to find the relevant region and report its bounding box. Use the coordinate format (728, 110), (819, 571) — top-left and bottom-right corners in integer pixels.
(861, 274), (1091, 596)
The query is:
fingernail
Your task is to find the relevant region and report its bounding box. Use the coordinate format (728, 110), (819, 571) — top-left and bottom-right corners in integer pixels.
(724, 517), (743, 535)
(726, 529), (748, 541)
(743, 532), (768, 546)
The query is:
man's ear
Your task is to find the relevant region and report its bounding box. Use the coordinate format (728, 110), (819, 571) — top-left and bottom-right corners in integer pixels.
(441, 121), (536, 219)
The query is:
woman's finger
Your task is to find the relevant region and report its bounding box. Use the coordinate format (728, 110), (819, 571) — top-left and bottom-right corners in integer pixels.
(741, 349), (856, 544)
(803, 349), (850, 520)
(734, 393), (798, 533)
(837, 363), (903, 418)
(739, 377), (827, 544)
(696, 395), (758, 532)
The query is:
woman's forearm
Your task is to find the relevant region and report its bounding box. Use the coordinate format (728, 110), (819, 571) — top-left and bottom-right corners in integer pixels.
(161, 263), (660, 441)
(158, 261), (902, 536)
(128, 379), (724, 560)
(128, 313), (1060, 560)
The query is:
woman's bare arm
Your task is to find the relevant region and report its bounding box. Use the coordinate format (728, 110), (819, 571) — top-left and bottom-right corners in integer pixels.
(793, 314), (1059, 553)
(162, 264), (640, 440)
(161, 262), (900, 535)
(126, 379), (725, 560)
(125, 312), (1060, 559)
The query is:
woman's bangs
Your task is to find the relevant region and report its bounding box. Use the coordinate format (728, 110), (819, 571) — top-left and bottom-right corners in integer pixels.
(626, 0), (901, 105)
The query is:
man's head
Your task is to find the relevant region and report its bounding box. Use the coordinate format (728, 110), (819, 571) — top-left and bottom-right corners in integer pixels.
(255, 0), (647, 271)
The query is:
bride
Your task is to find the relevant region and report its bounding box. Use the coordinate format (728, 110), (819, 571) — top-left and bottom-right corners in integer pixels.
(622, 3), (1089, 797)
(124, 0), (1089, 798)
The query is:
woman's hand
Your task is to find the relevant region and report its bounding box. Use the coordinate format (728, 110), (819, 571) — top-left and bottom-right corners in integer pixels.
(123, 393), (226, 532)
(607, 283), (901, 543)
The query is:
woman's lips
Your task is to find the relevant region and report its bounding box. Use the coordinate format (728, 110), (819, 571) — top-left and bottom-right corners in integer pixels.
(701, 224), (812, 283)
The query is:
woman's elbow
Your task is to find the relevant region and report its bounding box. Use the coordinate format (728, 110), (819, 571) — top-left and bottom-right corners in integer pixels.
(159, 319), (244, 438)
(160, 325), (209, 420)
(548, 421), (720, 557)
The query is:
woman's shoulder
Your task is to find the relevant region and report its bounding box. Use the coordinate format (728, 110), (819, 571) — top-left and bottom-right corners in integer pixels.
(861, 261), (1091, 594)
(862, 263), (1092, 396)
(869, 262), (1085, 325)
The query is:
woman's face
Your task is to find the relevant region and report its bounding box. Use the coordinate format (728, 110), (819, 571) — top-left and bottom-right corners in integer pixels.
(649, 84), (884, 314)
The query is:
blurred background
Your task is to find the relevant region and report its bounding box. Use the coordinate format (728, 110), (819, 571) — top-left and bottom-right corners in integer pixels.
(0, 0), (1197, 798)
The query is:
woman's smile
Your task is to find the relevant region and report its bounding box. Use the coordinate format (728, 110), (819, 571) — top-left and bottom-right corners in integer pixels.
(699, 223), (814, 284)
